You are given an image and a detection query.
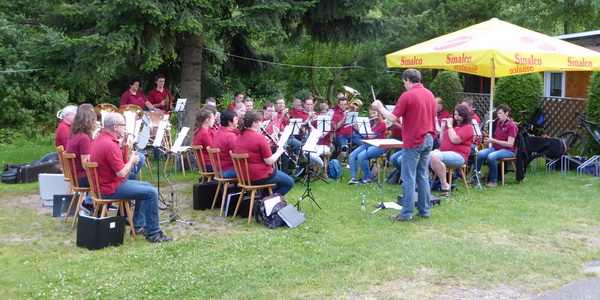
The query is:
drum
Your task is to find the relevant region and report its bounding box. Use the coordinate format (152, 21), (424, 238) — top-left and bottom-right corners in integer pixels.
(144, 111), (165, 136)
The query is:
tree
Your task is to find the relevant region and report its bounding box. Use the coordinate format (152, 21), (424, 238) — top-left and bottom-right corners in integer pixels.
(494, 73), (543, 114)
(429, 71), (463, 110)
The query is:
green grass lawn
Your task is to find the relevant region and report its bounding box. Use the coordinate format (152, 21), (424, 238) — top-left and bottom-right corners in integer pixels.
(1, 144), (599, 299)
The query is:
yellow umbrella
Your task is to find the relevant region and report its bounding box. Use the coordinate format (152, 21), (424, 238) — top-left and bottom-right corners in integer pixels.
(386, 18), (600, 120)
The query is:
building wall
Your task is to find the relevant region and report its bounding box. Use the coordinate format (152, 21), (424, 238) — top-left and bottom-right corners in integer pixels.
(566, 71), (592, 98)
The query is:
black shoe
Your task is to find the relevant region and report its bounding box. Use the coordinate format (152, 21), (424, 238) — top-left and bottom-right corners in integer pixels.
(146, 231), (174, 243)
(131, 227), (146, 236)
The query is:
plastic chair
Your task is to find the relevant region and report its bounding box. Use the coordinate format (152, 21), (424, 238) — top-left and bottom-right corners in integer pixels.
(206, 147), (237, 216)
(230, 151), (276, 224)
(83, 162), (137, 239)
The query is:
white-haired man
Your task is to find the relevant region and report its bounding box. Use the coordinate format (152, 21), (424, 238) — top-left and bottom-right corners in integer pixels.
(55, 105), (77, 148)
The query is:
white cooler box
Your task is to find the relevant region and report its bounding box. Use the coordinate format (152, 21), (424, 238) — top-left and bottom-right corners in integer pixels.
(39, 173), (70, 206)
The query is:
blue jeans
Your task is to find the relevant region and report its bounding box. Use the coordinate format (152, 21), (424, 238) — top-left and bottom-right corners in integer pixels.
(349, 144), (385, 180)
(254, 170), (295, 196)
(475, 148), (515, 183)
(222, 169), (237, 179)
(390, 149), (403, 170)
(103, 180), (161, 235)
(337, 134), (364, 149)
(399, 134), (433, 219)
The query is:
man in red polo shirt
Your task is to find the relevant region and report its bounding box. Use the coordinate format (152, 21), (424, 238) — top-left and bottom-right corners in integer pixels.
(227, 92), (245, 110)
(148, 74), (173, 113)
(55, 105), (77, 148)
(333, 97), (363, 155)
(373, 68), (436, 222)
(275, 98), (290, 127)
(90, 112), (173, 243)
(120, 79), (154, 110)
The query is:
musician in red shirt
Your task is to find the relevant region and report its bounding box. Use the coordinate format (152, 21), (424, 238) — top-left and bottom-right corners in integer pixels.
(461, 97), (481, 124)
(227, 92), (245, 110)
(347, 107), (387, 184)
(192, 109), (216, 172)
(333, 97), (363, 153)
(212, 110), (239, 178)
(233, 110), (294, 196)
(288, 99), (304, 120)
(90, 112), (172, 243)
(275, 98), (290, 127)
(306, 104), (334, 174)
(55, 105), (77, 148)
(147, 74), (173, 113)
(120, 79), (154, 110)
(429, 104), (474, 197)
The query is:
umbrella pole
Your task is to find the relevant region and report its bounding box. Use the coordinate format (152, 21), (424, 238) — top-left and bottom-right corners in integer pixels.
(489, 57), (495, 123)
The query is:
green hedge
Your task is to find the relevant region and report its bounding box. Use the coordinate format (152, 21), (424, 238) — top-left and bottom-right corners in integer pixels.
(429, 71), (463, 111)
(586, 71), (600, 155)
(494, 73), (543, 116)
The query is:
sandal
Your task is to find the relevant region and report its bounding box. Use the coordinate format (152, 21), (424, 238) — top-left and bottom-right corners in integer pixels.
(440, 189), (450, 198)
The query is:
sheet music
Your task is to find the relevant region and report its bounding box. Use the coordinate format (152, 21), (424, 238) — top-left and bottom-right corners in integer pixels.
(175, 98), (187, 112)
(345, 112), (358, 124)
(170, 127), (190, 153)
(328, 109), (335, 117)
(363, 138), (403, 148)
(472, 119), (482, 136)
(288, 118), (303, 135)
(316, 116), (332, 132)
(153, 120), (168, 147)
(385, 105), (396, 112)
(302, 129), (322, 152)
(356, 117), (373, 135)
(278, 125), (293, 148)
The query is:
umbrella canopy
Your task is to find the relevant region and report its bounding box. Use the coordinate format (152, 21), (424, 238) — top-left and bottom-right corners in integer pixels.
(386, 18), (600, 120)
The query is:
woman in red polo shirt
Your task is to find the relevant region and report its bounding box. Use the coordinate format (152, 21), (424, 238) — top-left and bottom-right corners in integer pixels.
(65, 103), (96, 188)
(429, 104), (474, 197)
(233, 110), (294, 196)
(211, 110), (239, 178)
(347, 107), (387, 184)
(192, 109), (216, 172)
(474, 104), (518, 188)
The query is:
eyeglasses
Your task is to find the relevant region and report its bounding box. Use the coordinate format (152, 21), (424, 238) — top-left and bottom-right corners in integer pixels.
(115, 123), (126, 127)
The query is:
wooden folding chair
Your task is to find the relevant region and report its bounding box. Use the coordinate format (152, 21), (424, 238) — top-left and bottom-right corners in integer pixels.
(206, 147), (238, 216)
(431, 164), (470, 195)
(83, 162), (137, 239)
(192, 145), (214, 183)
(62, 153), (92, 229)
(230, 151), (276, 224)
(56, 146), (72, 194)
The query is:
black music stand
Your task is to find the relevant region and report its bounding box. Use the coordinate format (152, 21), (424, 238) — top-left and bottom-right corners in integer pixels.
(360, 139), (403, 214)
(296, 151), (322, 214)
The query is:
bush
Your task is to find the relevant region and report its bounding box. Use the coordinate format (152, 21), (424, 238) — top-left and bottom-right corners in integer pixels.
(429, 71), (463, 111)
(494, 73), (543, 115)
(586, 71), (600, 155)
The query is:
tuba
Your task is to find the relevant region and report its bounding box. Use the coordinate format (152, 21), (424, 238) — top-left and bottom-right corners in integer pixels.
(343, 86), (360, 101)
(343, 86), (362, 112)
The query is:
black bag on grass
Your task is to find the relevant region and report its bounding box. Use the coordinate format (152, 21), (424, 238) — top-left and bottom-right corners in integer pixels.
(255, 193), (287, 229)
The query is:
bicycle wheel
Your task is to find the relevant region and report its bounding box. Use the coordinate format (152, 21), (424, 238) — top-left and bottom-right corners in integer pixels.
(558, 130), (587, 157)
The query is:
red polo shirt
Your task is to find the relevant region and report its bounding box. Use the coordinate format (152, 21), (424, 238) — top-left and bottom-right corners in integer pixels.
(333, 109), (353, 136)
(392, 83), (437, 149)
(65, 133), (92, 179)
(439, 124), (474, 163)
(192, 127), (214, 166)
(234, 129), (273, 181)
(289, 108), (305, 120)
(212, 126), (239, 171)
(90, 131), (126, 195)
(120, 90), (147, 109)
(390, 123), (403, 140)
(148, 88), (173, 113)
(492, 118), (518, 151)
(55, 120), (71, 148)
(470, 110), (481, 124)
(277, 111), (290, 127)
(371, 120), (387, 139)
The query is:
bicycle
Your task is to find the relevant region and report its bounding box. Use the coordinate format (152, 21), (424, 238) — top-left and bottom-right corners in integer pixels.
(516, 109), (549, 137)
(558, 111), (600, 157)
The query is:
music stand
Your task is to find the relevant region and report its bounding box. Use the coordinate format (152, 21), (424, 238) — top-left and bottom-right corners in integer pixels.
(174, 98), (187, 131)
(301, 129), (328, 185)
(154, 124), (198, 235)
(362, 139), (403, 213)
(470, 119), (484, 189)
(316, 116), (332, 133)
(355, 117), (373, 139)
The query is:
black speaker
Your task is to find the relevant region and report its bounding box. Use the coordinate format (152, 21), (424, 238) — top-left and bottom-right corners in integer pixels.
(76, 215), (125, 250)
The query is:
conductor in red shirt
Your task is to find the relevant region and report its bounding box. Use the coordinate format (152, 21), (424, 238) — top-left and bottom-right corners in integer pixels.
(372, 69), (437, 222)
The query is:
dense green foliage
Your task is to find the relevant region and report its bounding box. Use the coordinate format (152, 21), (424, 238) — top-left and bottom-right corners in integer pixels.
(585, 71), (600, 155)
(494, 73), (543, 115)
(429, 71), (463, 111)
(2, 0), (600, 136)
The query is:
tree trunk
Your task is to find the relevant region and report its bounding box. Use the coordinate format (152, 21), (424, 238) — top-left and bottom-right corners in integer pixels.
(180, 33), (203, 139)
